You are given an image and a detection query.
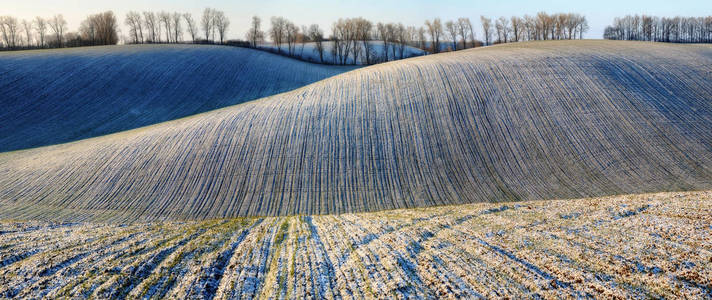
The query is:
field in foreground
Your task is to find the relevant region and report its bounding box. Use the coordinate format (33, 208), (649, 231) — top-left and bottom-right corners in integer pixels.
(1, 190), (710, 299)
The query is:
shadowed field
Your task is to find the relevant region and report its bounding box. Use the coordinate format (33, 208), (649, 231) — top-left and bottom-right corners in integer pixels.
(1, 191), (710, 298)
(0, 45), (355, 151)
(1, 40), (712, 221)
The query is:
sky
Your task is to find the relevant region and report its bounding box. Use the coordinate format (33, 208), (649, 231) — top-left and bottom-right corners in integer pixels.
(4, 0), (712, 42)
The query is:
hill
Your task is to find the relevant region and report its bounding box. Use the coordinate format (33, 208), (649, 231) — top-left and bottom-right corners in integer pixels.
(0, 44), (355, 151)
(1, 40), (712, 221)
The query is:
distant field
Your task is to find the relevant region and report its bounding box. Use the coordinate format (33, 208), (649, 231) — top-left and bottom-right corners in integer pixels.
(1, 40), (712, 221)
(1, 190), (710, 298)
(258, 41), (427, 64)
(0, 44), (355, 151)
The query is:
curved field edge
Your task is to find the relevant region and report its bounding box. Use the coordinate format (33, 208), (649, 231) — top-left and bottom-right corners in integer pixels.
(0, 44), (356, 152)
(0, 190), (710, 298)
(2, 40), (712, 220)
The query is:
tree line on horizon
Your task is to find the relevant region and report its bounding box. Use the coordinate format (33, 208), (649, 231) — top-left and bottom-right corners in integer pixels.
(0, 8), (229, 51)
(0, 12), (119, 50)
(246, 12), (588, 65)
(4, 10), (712, 55)
(603, 15), (712, 43)
(0, 10), (587, 56)
(123, 8), (230, 45)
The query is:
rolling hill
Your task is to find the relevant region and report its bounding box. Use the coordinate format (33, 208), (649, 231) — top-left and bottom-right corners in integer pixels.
(1, 40), (712, 221)
(0, 44), (355, 151)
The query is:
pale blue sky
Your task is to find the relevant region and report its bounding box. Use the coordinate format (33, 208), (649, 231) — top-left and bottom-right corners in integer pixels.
(5, 0), (712, 41)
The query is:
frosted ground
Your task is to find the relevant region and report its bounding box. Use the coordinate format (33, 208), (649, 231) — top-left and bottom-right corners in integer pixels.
(0, 45), (355, 151)
(2, 41), (711, 221)
(1, 191), (710, 298)
(1, 40), (711, 299)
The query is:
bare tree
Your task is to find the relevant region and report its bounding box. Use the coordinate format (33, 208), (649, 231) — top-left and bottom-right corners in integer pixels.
(577, 15), (589, 39)
(285, 21), (299, 55)
(270, 16), (287, 52)
(299, 25), (308, 55)
(1, 16), (19, 49)
(80, 11), (118, 46)
(3, 16), (20, 48)
(183, 13), (197, 43)
(417, 26), (426, 49)
(375, 22), (390, 60)
(307, 24), (324, 63)
(345, 18), (372, 64)
(143, 12), (158, 42)
(510, 16), (523, 42)
(390, 23), (400, 59)
(125, 11), (143, 44)
(456, 18), (469, 49)
(159, 11), (172, 43)
(201, 8), (214, 41)
(480, 16), (492, 45)
(332, 18), (353, 64)
(425, 18), (443, 53)
(79, 15), (98, 45)
(21, 19), (32, 47)
(172, 13), (182, 43)
(537, 12), (552, 40)
(247, 16), (264, 47)
(445, 20), (458, 50)
(48, 14), (67, 47)
(523, 15), (535, 40)
(34, 17), (47, 47)
(213, 10), (229, 44)
(495, 16), (511, 43)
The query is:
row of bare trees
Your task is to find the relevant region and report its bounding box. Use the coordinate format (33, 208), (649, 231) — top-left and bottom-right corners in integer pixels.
(480, 12), (588, 45)
(1, 13), (119, 50)
(604, 15), (712, 43)
(246, 16), (476, 65)
(124, 8), (229, 44)
(2, 10), (591, 55)
(1, 15), (66, 49)
(245, 13), (587, 65)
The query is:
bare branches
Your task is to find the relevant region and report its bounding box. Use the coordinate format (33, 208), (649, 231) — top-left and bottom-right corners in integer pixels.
(48, 14), (67, 47)
(604, 14), (711, 43)
(125, 12), (143, 44)
(0, 16), (19, 49)
(79, 11), (118, 46)
(480, 16), (492, 45)
(270, 17), (286, 52)
(183, 13), (197, 43)
(201, 8), (214, 41)
(172, 13), (183, 43)
(307, 24), (325, 63)
(247, 16), (264, 47)
(143, 12), (159, 42)
(214, 11), (229, 44)
(34, 17), (47, 47)
(477, 12), (587, 45)
(425, 18), (443, 53)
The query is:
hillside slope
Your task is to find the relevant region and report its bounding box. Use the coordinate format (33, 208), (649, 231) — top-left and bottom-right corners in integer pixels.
(1, 40), (712, 221)
(0, 45), (355, 151)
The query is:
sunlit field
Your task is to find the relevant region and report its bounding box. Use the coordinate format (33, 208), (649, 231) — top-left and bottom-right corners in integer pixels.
(2, 3), (712, 298)
(1, 190), (710, 298)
